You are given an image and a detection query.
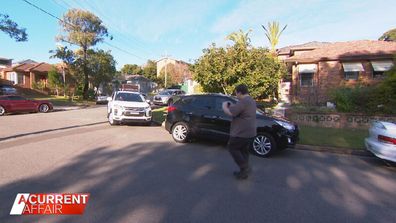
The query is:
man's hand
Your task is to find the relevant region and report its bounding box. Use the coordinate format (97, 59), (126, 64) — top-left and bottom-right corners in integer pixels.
(222, 101), (233, 116)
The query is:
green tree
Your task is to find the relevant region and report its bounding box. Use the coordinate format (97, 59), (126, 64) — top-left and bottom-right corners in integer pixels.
(142, 60), (157, 81)
(50, 46), (77, 98)
(262, 21), (287, 52)
(0, 13), (27, 41)
(193, 43), (286, 99)
(379, 28), (396, 41)
(47, 66), (62, 96)
(87, 49), (116, 95)
(57, 9), (109, 99)
(226, 29), (252, 47)
(121, 64), (142, 75)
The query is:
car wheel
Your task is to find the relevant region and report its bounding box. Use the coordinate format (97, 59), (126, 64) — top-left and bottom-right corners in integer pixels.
(251, 132), (277, 157)
(172, 122), (190, 143)
(108, 112), (120, 126)
(38, 104), (50, 113)
(0, 105), (6, 116)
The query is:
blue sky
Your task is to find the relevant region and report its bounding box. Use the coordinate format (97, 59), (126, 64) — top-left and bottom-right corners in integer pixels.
(1, 0), (395, 69)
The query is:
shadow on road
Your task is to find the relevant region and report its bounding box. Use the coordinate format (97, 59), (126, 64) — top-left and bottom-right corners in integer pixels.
(0, 121), (107, 142)
(0, 141), (395, 223)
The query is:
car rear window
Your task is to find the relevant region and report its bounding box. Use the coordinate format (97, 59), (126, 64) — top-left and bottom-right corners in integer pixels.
(115, 93), (143, 102)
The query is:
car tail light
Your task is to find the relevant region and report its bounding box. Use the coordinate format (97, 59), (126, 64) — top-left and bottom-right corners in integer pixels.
(378, 135), (396, 145)
(167, 106), (177, 112)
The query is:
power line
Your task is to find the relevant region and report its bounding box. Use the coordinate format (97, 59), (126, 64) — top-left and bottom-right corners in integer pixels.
(64, 0), (156, 58)
(21, 0), (147, 61)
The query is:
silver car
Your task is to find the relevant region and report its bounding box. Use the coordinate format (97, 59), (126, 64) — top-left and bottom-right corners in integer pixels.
(153, 89), (185, 106)
(365, 121), (396, 162)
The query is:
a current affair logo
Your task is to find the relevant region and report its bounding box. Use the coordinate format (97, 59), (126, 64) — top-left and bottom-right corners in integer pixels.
(10, 193), (90, 215)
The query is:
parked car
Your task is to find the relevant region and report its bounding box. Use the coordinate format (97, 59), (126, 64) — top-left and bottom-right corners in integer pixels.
(96, 94), (109, 104)
(164, 94), (299, 157)
(365, 121), (396, 162)
(0, 85), (17, 95)
(107, 91), (152, 125)
(0, 95), (53, 116)
(153, 89), (185, 106)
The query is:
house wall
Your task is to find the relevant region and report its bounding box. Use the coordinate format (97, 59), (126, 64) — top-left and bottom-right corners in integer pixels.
(291, 60), (392, 104)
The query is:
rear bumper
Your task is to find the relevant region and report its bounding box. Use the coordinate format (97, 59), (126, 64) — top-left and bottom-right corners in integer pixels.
(365, 138), (396, 162)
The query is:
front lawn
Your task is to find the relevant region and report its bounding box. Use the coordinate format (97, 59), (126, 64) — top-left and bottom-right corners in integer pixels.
(32, 96), (96, 107)
(298, 125), (368, 149)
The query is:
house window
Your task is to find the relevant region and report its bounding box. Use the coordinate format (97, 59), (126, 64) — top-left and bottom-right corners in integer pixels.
(298, 64), (317, 87)
(344, 71), (359, 80)
(371, 60), (394, 78)
(342, 62), (364, 80)
(300, 73), (314, 87)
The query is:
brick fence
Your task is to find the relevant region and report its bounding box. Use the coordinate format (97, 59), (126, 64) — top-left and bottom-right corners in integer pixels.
(286, 111), (396, 129)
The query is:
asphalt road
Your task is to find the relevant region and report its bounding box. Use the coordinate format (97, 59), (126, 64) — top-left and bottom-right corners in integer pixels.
(0, 107), (395, 223)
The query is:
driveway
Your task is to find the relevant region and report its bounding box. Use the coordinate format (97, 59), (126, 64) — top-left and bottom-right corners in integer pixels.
(0, 107), (395, 223)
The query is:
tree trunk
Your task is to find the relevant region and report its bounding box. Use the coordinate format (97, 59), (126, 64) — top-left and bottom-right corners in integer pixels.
(82, 46), (89, 100)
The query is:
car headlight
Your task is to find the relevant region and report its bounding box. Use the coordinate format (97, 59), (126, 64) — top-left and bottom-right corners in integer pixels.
(275, 120), (295, 131)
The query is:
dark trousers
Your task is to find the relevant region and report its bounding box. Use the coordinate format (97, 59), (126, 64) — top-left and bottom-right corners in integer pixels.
(227, 137), (253, 170)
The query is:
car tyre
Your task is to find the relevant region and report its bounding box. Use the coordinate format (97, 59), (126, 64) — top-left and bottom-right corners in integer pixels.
(251, 132), (277, 157)
(108, 112), (120, 126)
(38, 104), (50, 113)
(171, 122), (190, 143)
(0, 105), (6, 116)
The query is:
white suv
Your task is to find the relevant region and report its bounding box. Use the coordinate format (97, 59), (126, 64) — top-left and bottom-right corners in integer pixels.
(107, 91), (152, 125)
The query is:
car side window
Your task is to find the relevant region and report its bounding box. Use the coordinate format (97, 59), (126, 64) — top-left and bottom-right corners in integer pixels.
(191, 96), (214, 110)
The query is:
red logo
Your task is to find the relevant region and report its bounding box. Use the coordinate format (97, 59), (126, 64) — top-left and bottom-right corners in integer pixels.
(10, 193), (90, 215)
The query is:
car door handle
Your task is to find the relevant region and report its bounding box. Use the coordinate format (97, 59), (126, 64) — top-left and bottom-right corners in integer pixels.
(186, 112), (193, 115)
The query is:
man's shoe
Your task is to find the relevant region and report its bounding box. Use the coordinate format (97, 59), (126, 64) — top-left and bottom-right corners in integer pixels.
(235, 171), (249, 180)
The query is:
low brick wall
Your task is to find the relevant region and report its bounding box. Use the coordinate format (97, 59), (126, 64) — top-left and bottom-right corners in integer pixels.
(286, 112), (396, 129)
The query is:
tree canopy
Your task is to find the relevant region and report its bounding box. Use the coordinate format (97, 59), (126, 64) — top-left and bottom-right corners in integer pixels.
(0, 13), (27, 42)
(193, 42), (286, 99)
(379, 28), (396, 41)
(121, 64), (143, 75)
(262, 21), (287, 52)
(57, 9), (110, 99)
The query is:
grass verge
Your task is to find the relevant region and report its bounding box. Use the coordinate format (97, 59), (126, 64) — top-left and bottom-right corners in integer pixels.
(298, 125), (368, 149)
(32, 96), (96, 107)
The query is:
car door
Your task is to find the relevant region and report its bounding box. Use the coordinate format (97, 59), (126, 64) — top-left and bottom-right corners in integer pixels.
(7, 96), (26, 112)
(187, 96), (216, 135)
(212, 96), (233, 136)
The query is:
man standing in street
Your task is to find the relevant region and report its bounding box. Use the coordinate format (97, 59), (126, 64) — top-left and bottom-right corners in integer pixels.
(222, 84), (257, 180)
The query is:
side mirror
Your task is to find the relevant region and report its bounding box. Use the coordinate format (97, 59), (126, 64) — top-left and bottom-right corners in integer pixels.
(146, 99), (151, 104)
(107, 97), (112, 102)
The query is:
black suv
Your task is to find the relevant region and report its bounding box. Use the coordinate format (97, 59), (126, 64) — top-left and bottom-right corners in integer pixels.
(165, 94), (299, 157)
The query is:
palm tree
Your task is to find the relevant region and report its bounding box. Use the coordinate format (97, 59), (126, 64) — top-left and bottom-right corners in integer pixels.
(262, 21), (287, 52)
(226, 29), (252, 47)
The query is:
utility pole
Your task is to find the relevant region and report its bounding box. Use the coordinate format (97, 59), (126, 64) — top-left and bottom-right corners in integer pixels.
(161, 52), (171, 88)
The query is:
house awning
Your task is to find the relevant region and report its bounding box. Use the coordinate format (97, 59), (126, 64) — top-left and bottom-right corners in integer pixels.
(342, 62), (364, 72)
(371, 60), (394, 72)
(298, 64), (317, 73)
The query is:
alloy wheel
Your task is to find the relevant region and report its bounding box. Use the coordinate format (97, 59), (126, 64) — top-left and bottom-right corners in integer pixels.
(39, 104), (49, 113)
(172, 124), (187, 141)
(253, 135), (272, 156)
(0, 106), (5, 116)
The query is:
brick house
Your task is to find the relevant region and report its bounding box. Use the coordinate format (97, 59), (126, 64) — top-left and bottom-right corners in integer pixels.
(282, 40), (396, 104)
(156, 57), (192, 84)
(2, 62), (56, 89)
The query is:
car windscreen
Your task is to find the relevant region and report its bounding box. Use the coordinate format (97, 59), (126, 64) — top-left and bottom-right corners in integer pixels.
(159, 91), (172, 95)
(115, 93), (143, 102)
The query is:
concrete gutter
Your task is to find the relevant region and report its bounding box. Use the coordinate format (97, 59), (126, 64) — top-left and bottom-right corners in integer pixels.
(294, 144), (373, 157)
